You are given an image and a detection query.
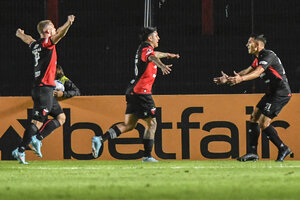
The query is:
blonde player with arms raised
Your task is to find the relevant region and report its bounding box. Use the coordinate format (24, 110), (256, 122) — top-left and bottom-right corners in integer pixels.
(13, 15), (75, 164)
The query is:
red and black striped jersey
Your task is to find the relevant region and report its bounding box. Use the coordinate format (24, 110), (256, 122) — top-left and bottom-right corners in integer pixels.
(29, 37), (57, 87)
(251, 49), (291, 96)
(126, 42), (157, 94)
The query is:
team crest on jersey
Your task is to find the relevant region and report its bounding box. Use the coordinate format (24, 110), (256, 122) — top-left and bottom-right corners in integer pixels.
(151, 107), (156, 115)
(43, 108), (49, 116)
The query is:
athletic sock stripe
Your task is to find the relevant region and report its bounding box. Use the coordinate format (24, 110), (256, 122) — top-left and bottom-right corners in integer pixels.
(39, 120), (51, 133)
(108, 128), (117, 139)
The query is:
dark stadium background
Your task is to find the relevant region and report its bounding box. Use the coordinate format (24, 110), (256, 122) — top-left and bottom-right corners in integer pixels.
(1, 0), (299, 96)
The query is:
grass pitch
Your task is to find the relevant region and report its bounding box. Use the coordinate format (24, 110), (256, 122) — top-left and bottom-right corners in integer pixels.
(0, 160), (300, 200)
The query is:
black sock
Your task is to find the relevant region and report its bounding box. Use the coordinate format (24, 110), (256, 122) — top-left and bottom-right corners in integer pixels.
(248, 122), (260, 154)
(19, 123), (38, 152)
(102, 126), (121, 142)
(263, 125), (284, 150)
(143, 139), (154, 157)
(36, 119), (60, 140)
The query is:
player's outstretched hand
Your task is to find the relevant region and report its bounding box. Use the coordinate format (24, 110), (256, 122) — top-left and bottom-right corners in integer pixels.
(161, 64), (172, 75)
(213, 71), (229, 85)
(167, 53), (180, 59)
(227, 71), (243, 86)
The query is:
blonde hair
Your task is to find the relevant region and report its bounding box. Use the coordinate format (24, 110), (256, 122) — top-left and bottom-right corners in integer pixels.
(37, 20), (52, 35)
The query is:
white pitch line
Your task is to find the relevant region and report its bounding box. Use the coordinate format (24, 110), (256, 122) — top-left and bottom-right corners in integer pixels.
(2, 165), (300, 170)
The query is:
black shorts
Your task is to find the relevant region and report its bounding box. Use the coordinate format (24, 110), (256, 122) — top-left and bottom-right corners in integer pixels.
(125, 93), (156, 119)
(256, 94), (291, 119)
(31, 86), (64, 122)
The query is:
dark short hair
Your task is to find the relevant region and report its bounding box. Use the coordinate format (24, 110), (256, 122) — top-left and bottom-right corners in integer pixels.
(250, 33), (267, 45)
(139, 27), (157, 42)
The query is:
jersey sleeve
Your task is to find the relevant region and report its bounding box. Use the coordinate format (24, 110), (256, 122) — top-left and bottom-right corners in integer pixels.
(257, 53), (274, 70)
(41, 37), (54, 48)
(251, 58), (258, 69)
(29, 41), (36, 48)
(141, 46), (155, 62)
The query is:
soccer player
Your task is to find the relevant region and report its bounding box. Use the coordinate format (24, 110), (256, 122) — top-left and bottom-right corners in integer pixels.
(29, 64), (80, 155)
(214, 34), (293, 162)
(92, 27), (180, 162)
(53, 64), (81, 99)
(13, 15), (75, 164)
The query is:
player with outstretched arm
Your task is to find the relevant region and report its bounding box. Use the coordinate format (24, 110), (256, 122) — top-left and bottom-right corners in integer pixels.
(92, 27), (180, 162)
(214, 34), (293, 162)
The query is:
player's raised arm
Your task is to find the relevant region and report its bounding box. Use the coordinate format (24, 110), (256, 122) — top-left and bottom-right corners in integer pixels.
(51, 15), (75, 44)
(154, 51), (180, 59)
(16, 29), (36, 45)
(148, 55), (172, 75)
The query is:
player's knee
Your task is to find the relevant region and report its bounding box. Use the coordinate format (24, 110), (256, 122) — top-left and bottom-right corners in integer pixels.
(250, 115), (255, 122)
(250, 114), (258, 123)
(259, 121), (270, 130)
(56, 113), (66, 126)
(28, 123), (39, 135)
(31, 120), (43, 130)
(127, 123), (136, 131)
(122, 122), (136, 132)
(149, 118), (157, 129)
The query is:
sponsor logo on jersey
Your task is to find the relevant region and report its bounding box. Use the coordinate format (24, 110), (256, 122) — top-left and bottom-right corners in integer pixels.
(259, 61), (268, 65)
(33, 44), (39, 49)
(146, 49), (153, 56)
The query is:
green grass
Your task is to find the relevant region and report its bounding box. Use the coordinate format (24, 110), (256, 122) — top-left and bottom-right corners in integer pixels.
(0, 160), (300, 200)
